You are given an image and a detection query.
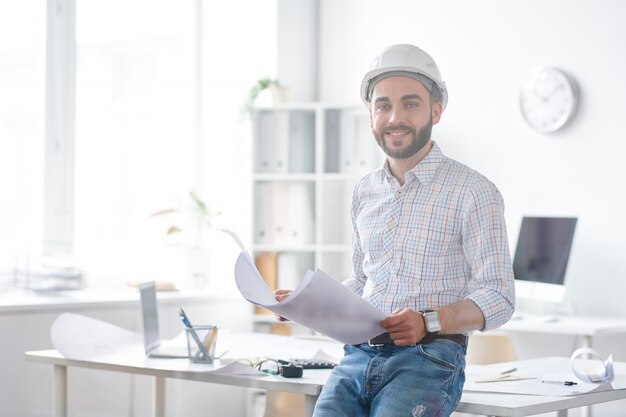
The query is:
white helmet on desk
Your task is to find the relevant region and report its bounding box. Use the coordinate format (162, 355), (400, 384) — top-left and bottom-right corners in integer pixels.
(360, 44), (448, 111)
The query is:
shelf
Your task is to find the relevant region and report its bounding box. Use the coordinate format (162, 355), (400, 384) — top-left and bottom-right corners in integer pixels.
(251, 245), (317, 253)
(250, 103), (379, 300)
(252, 173), (316, 182)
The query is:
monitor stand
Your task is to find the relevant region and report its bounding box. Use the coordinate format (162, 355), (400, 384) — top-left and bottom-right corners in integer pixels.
(513, 280), (573, 319)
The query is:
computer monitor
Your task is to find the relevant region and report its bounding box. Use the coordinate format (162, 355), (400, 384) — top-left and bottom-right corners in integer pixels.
(513, 216), (577, 308)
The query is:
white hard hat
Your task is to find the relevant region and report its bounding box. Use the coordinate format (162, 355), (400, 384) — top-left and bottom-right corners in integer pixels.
(360, 44), (448, 111)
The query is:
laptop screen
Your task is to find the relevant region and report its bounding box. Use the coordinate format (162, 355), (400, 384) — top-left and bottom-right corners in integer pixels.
(139, 281), (160, 354)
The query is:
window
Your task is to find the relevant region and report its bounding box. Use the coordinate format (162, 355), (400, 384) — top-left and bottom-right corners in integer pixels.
(0, 1), (46, 284)
(74, 0), (197, 282)
(1, 0), (277, 289)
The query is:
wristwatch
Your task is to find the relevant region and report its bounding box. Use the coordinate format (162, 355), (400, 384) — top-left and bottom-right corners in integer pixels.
(419, 310), (441, 334)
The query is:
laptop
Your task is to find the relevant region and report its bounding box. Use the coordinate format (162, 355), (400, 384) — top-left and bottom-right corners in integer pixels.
(139, 281), (188, 358)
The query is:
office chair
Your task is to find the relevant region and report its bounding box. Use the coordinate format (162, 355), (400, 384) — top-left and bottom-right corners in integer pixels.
(452, 332), (517, 417)
(466, 331), (517, 365)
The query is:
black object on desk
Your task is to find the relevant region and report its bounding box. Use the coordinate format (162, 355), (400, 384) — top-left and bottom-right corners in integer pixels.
(280, 358), (337, 369)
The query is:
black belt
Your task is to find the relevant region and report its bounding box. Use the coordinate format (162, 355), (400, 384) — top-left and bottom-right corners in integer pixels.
(363, 332), (467, 347)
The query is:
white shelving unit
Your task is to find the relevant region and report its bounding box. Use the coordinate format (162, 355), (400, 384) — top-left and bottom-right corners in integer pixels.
(250, 102), (383, 289)
(248, 102), (383, 417)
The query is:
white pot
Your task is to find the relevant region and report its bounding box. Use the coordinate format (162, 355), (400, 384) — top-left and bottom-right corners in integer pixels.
(183, 246), (211, 289)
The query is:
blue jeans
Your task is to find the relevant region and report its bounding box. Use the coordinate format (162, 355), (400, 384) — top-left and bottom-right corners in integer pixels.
(313, 339), (466, 417)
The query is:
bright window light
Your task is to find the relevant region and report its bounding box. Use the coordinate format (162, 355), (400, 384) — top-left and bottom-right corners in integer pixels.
(0, 0), (276, 289)
(74, 0), (276, 286)
(0, 1), (46, 283)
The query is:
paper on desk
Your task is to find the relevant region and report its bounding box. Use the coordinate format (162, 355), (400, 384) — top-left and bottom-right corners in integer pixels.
(465, 364), (614, 396)
(571, 347), (615, 383)
(217, 331), (344, 363)
(207, 361), (268, 376)
(51, 313), (142, 359)
(234, 252), (387, 345)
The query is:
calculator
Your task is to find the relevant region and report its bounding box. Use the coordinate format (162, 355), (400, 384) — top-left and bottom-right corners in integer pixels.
(284, 358), (337, 369)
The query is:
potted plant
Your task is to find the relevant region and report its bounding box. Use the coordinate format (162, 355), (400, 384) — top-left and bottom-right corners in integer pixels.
(242, 77), (286, 116)
(150, 192), (244, 288)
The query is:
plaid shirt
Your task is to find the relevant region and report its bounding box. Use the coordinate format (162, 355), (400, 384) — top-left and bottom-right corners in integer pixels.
(344, 142), (515, 331)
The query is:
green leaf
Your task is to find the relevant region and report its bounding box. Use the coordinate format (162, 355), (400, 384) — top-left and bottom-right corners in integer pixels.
(149, 208), (178, 217)
(189, 191), (208, 215)
(166, 226), (182, 234)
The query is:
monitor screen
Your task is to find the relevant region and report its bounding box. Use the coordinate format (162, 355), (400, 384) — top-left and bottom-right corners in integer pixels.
(513, 217), (577, 285)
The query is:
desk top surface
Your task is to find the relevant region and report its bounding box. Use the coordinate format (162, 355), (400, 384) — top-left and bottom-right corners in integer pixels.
(25, 348), (328, 395)
(25, 350), (626, 416)
(501, 313), (626, 336)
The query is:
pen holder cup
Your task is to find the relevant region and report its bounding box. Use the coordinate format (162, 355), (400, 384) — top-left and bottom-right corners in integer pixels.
(185, 325), (218, 363)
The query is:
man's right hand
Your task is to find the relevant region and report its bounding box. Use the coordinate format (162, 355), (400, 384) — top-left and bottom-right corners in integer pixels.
(273, 289), (292, 321)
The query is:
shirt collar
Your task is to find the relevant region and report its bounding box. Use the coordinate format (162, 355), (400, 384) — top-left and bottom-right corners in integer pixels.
(380, 141), (445, 185)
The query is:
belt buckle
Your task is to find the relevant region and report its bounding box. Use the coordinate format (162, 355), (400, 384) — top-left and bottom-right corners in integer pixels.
(367, 338), (384, 347)
(367, 332), (390, 347)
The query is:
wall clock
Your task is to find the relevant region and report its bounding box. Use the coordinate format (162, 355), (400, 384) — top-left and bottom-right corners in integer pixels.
(520, 66), (578, 133)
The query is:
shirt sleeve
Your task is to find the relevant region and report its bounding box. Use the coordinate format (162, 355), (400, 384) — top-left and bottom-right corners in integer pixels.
(462, 178), (516, 331)
(342, 182), (367, 296)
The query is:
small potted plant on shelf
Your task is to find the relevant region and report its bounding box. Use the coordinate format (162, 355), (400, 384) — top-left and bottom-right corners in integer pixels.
(150, 192), (244, 288)
(242, 77), (286, 116)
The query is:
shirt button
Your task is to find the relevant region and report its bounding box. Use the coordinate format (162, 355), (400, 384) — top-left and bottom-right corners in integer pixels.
(382, 253), (390, 262)
(387, 219), (396, 229)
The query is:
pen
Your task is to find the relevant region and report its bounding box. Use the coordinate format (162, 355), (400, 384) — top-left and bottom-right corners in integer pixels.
(204, 326), (218, 353)
(541, 380), (578, 386)
(500, 368), (517, 374)
(178, 308), (210, 360)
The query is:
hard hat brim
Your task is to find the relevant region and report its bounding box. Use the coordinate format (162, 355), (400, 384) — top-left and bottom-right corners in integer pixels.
(360, 66), (448, 111)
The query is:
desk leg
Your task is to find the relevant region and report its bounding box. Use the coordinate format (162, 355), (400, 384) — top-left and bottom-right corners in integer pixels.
(556, 410), (567, 417)
(53, 364), (67, 417)
(579, 335), (593, 417)
(303, 394), (317, 417)
(153, 376), (166, 417)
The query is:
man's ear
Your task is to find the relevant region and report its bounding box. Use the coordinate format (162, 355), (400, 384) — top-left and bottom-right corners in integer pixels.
(431, 101), (443, 125)
(369, 108), (373, 129)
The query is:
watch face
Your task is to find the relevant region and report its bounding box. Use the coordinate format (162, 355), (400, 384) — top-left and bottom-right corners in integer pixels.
(423, 311), (441, 333)
(520, 66), (578, 133)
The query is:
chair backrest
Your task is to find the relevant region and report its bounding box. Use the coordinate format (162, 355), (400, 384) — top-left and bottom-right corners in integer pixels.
(466, 332), (517, 365)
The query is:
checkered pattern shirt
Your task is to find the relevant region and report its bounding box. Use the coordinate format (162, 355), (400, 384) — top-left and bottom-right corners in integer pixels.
(343, 142), (515, 331)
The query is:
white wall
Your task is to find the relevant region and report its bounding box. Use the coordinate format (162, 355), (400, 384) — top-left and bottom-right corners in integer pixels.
(318, 0), (626, 315)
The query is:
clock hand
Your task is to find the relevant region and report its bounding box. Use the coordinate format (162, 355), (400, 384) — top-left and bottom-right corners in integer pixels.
(546, 83), (565, 98)
(531, 90), (548, 103)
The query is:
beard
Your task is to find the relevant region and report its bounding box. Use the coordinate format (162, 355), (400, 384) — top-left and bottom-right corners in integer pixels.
(373, 117), (433, 160)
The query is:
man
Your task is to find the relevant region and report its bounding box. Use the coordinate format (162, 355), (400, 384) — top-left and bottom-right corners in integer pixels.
(276, 44), (515, 417)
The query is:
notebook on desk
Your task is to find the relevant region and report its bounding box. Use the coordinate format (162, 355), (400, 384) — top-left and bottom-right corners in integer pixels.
(139, 281), (188, 358)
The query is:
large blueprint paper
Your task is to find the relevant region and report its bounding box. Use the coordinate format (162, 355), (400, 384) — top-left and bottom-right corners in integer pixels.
(51, 312), (143, 359)
(234, 252), (387, 344)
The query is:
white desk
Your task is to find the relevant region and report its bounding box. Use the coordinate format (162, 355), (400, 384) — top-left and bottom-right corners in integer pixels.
(501, 313), (626, 349)
(25, 350), (626, 417)
(498, 313), (626, 417)
(25, 349), (326, 417)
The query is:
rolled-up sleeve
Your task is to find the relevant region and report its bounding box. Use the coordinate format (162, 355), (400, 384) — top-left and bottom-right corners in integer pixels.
(462, 179), (515, 331)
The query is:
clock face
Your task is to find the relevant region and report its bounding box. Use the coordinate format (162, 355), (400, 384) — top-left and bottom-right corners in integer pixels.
(520, 67), (578, 133)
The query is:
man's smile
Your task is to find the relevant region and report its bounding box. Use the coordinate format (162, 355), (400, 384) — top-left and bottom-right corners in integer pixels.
(384, 127), (414, 144)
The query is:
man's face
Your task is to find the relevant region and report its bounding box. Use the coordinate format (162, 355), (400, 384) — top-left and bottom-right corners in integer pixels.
(369, 76), (442, 160)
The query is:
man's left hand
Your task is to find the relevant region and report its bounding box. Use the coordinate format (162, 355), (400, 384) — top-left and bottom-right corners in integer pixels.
(380, 308), (426, 346)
